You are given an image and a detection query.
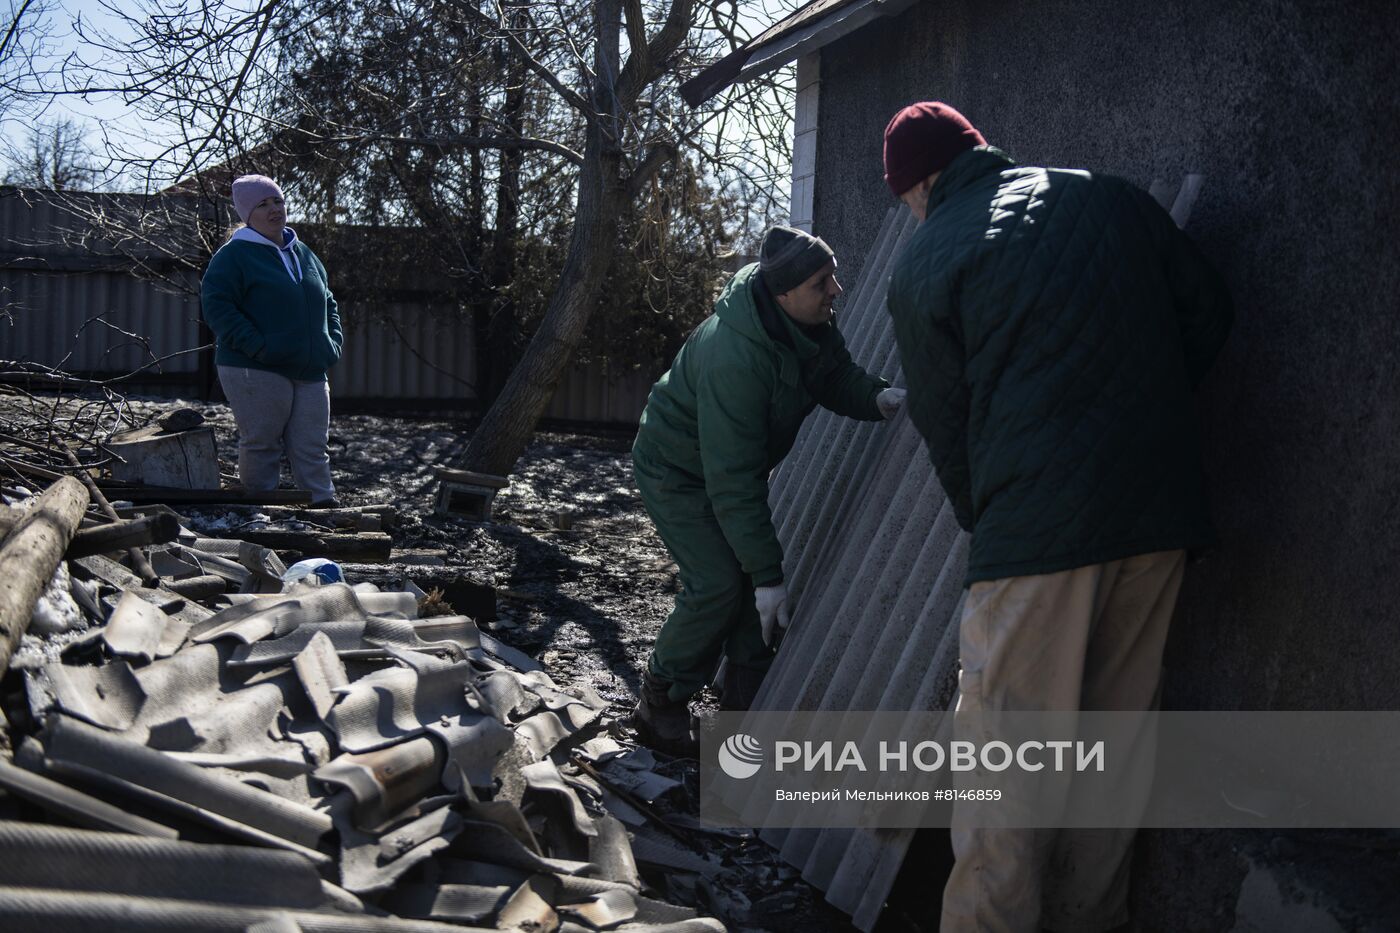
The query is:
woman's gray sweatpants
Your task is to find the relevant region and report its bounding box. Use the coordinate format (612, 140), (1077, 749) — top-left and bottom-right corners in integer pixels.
(218, 365), (335, 502)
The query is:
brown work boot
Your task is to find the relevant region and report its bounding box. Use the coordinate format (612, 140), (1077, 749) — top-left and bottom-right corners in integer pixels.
(631, 671), (697, 756)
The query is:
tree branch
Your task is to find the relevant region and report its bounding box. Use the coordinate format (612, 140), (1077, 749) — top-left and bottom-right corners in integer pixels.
(0, 0), (37, 61)
(618, 0), (693, 108)
(620, 0), (649, 85)
(370, 132), (585, 167)
(443, 0), (595, 121)
(168, 0), (283, 184)
(624, 141), (676, 202)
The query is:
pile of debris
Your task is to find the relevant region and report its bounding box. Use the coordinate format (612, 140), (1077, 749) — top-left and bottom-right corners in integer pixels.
(0, 475), (731, 932)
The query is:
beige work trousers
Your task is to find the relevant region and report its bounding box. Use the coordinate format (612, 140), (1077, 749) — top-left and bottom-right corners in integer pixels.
(940, 549), (1187, 933)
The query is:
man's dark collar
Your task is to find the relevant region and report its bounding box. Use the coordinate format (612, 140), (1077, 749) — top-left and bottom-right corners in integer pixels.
(924, 146), (1016, 217)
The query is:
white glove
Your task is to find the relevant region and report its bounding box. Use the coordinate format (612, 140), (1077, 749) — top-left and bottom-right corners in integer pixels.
(877, 387), (907, 419)
(755, 583), (790, 647)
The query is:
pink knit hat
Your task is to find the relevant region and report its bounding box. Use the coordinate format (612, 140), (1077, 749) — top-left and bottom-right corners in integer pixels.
(231, 174), (284, 223)
(882, 102), (986, 197)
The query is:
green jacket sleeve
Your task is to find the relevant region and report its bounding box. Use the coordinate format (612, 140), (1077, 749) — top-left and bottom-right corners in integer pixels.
(888, 270), (976, 531)
(806, 324), (888, 421)
(695, 362), (785, 587)
(201, 248), (267, 361)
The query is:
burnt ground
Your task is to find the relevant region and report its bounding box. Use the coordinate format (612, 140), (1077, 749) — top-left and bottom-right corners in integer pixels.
(193, 404), (680, 708)
(103, 398), (868, 933)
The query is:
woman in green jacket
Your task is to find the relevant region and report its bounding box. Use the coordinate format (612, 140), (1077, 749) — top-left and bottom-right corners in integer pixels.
(201, 175), (344, 507)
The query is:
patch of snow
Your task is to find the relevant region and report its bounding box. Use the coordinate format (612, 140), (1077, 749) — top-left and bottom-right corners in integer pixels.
(29, 563), (85, 636)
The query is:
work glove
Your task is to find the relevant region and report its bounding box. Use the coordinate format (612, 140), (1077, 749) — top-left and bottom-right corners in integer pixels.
(876, 387), (907, 419)
(755, 583), (790, 647)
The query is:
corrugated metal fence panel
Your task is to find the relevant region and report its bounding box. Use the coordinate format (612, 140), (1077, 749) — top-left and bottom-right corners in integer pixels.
(0, 188), (205, 264)
(545, 362), (654, 426)
(3, 190), (655, 425)
(328, 303), (477, 403)
(1, 269), (203, 375)
(719, 207), (967, 931)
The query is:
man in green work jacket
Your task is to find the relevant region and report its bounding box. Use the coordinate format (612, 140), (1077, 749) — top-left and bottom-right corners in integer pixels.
(882, 102), (1233, 933)
(631, 225), (906, 748)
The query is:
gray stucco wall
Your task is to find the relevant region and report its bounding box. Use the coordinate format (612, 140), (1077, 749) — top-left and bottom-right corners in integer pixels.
(811, 0), (1400, 925)
(818, 0), (1400, 711)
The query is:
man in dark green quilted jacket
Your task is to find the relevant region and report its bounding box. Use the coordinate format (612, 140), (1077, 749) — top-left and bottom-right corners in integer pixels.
(631, 226), (905, 749)
(883, 102), (1232, 933)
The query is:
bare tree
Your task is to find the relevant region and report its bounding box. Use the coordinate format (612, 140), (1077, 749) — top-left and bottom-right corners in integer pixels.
(46, 0), (793, 476)
(0, 0), (52, 120)
(4, 117), (101, 189)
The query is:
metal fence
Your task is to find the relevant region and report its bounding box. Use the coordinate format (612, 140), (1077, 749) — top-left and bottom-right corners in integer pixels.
(1, 188), (655, 426)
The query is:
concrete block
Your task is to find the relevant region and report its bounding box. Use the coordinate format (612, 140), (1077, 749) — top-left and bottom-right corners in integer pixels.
(434, 469), (509, 521)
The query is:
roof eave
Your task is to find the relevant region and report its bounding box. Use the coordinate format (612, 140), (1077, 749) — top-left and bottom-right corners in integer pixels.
(680, 0), (919, 107)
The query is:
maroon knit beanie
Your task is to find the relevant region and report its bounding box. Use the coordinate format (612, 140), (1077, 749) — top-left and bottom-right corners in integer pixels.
(882, 101), (986, 197)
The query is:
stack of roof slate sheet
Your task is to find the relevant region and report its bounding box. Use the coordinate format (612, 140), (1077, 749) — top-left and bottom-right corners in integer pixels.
(0, 503), (726, 933)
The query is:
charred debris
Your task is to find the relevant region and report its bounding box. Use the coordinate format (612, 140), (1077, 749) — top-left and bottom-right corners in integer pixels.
(0, 397), (819, 933)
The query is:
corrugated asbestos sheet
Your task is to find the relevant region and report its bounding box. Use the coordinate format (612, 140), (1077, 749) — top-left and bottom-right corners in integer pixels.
(6, 542), (727, 933)
(732, 206), (966, 931)
(0, 189), (202, 263)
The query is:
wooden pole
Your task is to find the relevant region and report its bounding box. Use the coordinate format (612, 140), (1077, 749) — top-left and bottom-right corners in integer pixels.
(65, 512), (181, 560)
(0, 505), (19, 543)
(164, 574), (226, 600)
(0, 476), (89, 678)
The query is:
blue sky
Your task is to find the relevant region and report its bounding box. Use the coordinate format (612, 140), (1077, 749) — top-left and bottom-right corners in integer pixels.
(3, 0), (156, 183)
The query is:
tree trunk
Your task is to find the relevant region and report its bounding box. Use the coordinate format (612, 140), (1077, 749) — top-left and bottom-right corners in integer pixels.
(455, 0), (678, 478)
(457, 139), (622, 476)
(481, 20), (527, 406)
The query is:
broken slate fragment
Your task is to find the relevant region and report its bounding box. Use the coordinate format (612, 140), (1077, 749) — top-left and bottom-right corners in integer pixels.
(559, 888), (638, 930)
(516, 710), (574, 762)
(589, 815), (642, 890)
(315, 736), (444, 832)
(154, 617), (191, 658)
(597, 760), (682, 803)
(103, 590), (169, 662)
(381, 882), (513, 924)
(325, 649), (513, 791)
(336, 799), (463, 895)
(292, 630), (349, 720)
(33, 660), (146, 731)
(522, 759), (598, 841)
(452, 818), (598, 878)
(496, 875), (559, 932)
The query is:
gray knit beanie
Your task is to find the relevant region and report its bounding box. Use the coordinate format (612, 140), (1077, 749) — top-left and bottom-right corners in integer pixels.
(759, 225), (835, 296)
